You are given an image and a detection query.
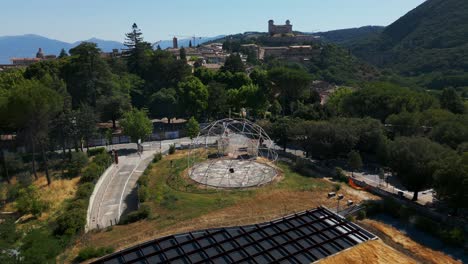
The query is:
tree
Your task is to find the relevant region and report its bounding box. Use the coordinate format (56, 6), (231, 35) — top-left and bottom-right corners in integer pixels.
(149, 88), (178, 121)
(62, 42), (113, 107)
(267, 118), (295, 152)
(186, 117), (200, 140)
(206, 82), (228, 119)
(177, 77), (208, 118)
(120, 109), (153, 149)
(387, 137), (448, 201)
(7, 79), (62, 183)
(97, 93), (131, 128)
(58, 48), (68, 58)
(386, 111), (422, 137)
(189, 40), (192, 48)
(221, 54), (245, 73)
(179, 47), (187, 62)
(76, 104), (98, 151)
(431, 120), (468, 149)
(268, 67), (311, 115)
(124, 23), (152, 76)
(433, 153), (468, 214)
(440, 87), (465, 114)
(325, 87), (353, 115)
(347, 150), (363, 177)
(238, 84), (268, 117)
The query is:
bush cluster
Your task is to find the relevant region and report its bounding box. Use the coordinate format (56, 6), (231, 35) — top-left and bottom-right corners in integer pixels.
(169, 144), (176, 154)
(120, 204), (151, 224)
(87, 147), (106, 157)
(76, 246), (114, 262)
(66, 152), (89, 177)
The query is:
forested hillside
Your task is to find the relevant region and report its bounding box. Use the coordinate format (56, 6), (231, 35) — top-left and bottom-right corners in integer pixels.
(348, 0), (468, 88)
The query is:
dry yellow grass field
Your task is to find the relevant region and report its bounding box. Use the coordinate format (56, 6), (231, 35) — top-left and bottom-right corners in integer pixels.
(361, 219), (462, 264)
(320, 239), (418, 264)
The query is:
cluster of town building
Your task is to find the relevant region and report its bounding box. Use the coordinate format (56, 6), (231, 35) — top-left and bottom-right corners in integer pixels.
(1, 20), (321, 71)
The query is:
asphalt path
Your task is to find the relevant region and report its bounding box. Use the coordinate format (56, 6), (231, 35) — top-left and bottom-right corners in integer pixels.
(86, 138), (193, 231)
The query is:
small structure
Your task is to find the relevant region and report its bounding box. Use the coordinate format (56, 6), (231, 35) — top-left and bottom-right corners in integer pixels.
(188, 118), (278, 188)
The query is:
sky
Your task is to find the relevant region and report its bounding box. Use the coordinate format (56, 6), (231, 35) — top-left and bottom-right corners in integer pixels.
(1, 0), (426, 43)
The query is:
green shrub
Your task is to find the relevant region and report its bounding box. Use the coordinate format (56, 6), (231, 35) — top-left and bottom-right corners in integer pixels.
(87, 147), (106, 157)
(20, 229), (62, 264)
(334, 183), (341, 191)
(93, 152), (112, 168)
(334, 167), (348, 182)
(54, 207), (86, 236)
(75, 183), (94, 200)
(153, 153), (163, 162)
(15, 185), (49, 217)
(80, 163), (104, 183)
(414, 215), (438, 233)
(293, 158), (307, 173)
(138, 174), (149, 186)
(440, 227), (465, 246)
(67, 152), (89, 177)
(138, 185), (149, 203)
(383, 198), (401, 218)
(363, 200), (382, 216)
(169, 144), (176, 154)
(76, 246), (114, 262)
(120, 204), (150, 224)
(356, 210), (367, 220)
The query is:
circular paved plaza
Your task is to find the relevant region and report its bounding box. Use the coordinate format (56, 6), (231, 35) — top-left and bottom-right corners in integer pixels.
(189, 159), (277, 188)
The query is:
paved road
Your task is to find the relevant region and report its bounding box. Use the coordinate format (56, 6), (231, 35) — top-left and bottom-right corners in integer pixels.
(86, 138), (193, 231)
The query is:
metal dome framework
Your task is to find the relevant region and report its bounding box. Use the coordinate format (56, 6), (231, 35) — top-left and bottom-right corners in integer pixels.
(188, 118), (278, 188)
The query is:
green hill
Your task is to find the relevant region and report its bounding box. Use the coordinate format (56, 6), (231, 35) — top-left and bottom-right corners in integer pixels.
(349, 0), (468, 85)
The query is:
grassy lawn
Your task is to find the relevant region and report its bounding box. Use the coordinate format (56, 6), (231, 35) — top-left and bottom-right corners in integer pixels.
(139, 150), (332, 229)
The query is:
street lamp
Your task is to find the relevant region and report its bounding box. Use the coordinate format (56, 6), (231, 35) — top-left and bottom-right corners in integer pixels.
(327, 192), (345, 213)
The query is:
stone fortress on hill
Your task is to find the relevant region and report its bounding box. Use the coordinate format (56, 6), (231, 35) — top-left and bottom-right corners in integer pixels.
(268, 19), (293, 35)
(241, 19), (320, 63)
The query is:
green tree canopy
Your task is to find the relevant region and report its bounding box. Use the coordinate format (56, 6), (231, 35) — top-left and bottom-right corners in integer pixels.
(120, 108), (153, 144)
(387, 137), (449, 201)
(221, 54), (245, 73)
(177, 77), (208, 118)
(186, 117), (200, 140)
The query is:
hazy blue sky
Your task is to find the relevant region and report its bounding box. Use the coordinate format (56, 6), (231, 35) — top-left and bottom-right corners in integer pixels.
(1, 0), (425, 43)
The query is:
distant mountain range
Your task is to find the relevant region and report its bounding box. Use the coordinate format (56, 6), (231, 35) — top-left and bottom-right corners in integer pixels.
(0, 34), (225, 64)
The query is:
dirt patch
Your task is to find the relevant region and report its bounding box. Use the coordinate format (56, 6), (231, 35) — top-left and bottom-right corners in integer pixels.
(320, 239), (418, 264)
(360, 219), (462, 264)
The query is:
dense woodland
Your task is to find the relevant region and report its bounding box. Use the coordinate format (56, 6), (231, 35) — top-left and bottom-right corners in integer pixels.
(0, 14), (467, 263)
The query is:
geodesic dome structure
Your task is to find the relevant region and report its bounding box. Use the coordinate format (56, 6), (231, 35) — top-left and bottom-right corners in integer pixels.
(188, 118), (278, 188)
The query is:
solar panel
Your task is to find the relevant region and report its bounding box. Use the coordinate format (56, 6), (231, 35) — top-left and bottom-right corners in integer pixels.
(92, 207), (377, 264)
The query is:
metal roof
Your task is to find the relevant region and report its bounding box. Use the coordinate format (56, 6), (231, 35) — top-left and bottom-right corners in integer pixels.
(92, 207), (376, 264)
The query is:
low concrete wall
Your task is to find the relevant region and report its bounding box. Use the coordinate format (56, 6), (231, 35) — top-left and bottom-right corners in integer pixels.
(85, 164), (115, 232)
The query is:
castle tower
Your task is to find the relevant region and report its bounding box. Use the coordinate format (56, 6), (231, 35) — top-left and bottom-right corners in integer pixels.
(268, 20), (275, 35)
(36, 48), (44, 59)
(173, 37), (178, 49)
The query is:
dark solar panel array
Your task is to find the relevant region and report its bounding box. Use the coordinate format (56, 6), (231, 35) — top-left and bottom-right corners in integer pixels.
(92, 207), (376, 264)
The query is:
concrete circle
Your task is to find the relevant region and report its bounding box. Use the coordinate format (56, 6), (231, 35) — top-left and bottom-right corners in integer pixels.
(189, 159), (277, 188)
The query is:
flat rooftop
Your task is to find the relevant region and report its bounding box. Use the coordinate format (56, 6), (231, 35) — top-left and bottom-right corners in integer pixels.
(92, 207), (377, 264)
